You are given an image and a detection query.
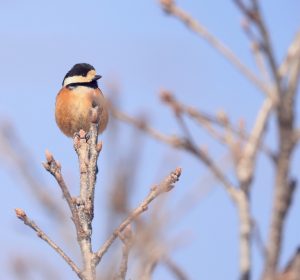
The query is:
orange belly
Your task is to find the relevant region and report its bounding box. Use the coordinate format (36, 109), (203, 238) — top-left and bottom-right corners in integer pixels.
(55, 86), (109, 137)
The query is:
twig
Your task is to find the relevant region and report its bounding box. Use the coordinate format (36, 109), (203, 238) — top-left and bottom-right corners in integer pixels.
(160, 91), (275, 161)
(234, 0), (281, 97)
(250, 0), (281, 92)
(112, 108), (238, 201)
(43, 151), (84, 240)
(111, 107), (180, 146)
(94, 167), (182, 265)
(0, 122), (65, 220)
(112, 105), (259, 279)
(163, 257), (189, 280)
(285, 32), (300, 101)
(278, 31), (300, 79)
(15, 208), (82, 279)
(160, 0), (268, 95)
(251, 219), (267, 259)
(113, 225), (133, 280)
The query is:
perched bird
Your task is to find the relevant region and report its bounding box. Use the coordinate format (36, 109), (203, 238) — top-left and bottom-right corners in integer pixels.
(55, 63), (109, 137)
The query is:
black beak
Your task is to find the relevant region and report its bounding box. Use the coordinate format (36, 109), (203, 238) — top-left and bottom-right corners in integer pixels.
(93, 75), (102, 81)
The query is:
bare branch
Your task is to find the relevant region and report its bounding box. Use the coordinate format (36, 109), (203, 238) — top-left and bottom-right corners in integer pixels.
(278, 31), (300, 80)
(15, 208), (82, 279)
(113, 225), (133, 280)
(111, 107), (180, 146)
(0, 122), (65, 220)
(163, 258), (189, 280)
(94, 167), (182, 265)
(237, 98), (274, 189)
(285, 32), (300, 100)
(235, 191), (252, 280)
(73, 117), (101, 280)
(160, 91), (276, 160)
(263, 178), (297, 279)
(278, 247), (300, 280)
(112, 107), (238, 201)
(43, 150), (84, 240)
(160, 0), (268, 94)
(234, 0), (281, 96)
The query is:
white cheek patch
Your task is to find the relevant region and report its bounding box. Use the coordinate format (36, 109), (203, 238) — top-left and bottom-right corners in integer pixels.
(63, 75), (92, 87)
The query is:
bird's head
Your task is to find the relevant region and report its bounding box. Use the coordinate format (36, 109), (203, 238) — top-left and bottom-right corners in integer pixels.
(62, 63), (102, 88)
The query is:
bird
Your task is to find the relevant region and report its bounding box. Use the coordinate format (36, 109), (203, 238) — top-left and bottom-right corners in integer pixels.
(55, 63), (109, 137)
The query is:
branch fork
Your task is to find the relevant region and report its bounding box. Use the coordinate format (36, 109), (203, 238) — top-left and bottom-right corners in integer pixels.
(15, 107), (181, 280)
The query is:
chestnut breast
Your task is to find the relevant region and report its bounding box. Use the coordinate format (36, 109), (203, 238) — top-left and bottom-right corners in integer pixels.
(55, 86), (109, 137)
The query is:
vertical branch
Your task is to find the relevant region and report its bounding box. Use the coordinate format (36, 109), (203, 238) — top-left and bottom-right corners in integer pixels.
(262, 30), (299, 280)
(236, 191), (252, 280)
(237, 97), (274, 190)
(261, 32), (299, 280)
(73, 108), (101, 280)
(113, 225), (133, 280)
(87, 108), (102, 220)
(233, 1), (299, 279)
(74, 130), (95, 280)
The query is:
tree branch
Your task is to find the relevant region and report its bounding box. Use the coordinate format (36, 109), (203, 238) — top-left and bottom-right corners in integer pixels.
(234, 0), (281, 97)
(15, 208), (82, 279)
(73, 111), (101, 280)
(113, 225), (133, 280)
(43, 150), (84, 240)
(94, 167), (182, 265)
(112, 107), (238, 201)
(160, 0), (268, 95)
(236, 97), (274, 189)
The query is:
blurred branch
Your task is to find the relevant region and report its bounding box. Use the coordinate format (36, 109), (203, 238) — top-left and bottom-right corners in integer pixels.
(235, 190), (252, 280)
(160, 91), (276, 161)
(234, 0), (281, 97)
(278, 247), (300, 280)
(113, 225), (133, 280)
(94, 167), (182, 265)
(285, 31), (300, 101)
(261, 30), (299, 280)
(11, 255), (61, 280)
(230, 2), (300, 279)
(112, 104), (255, 278)
(0, 122), (65, 220)
(279, 31), (300, 79)
(111, 107), (238, 201)
(159, 0), (268, 95)
(15, 208), (82, 279)
(163, 257), (189, 280)
(236, 97), (274, 190)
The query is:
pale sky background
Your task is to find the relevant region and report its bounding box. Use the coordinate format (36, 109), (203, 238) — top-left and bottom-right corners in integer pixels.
(0, 0), (299, 279)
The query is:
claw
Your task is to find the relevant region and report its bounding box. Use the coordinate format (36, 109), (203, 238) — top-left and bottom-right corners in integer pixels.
(73, 131), (81, 139)
(85, 132), (91, 141)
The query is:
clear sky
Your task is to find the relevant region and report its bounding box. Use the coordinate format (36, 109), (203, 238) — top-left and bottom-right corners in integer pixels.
(0, 0), (299, 279)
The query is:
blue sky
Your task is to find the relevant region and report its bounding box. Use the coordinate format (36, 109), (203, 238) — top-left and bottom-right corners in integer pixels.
(0, 0), (299, 279)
